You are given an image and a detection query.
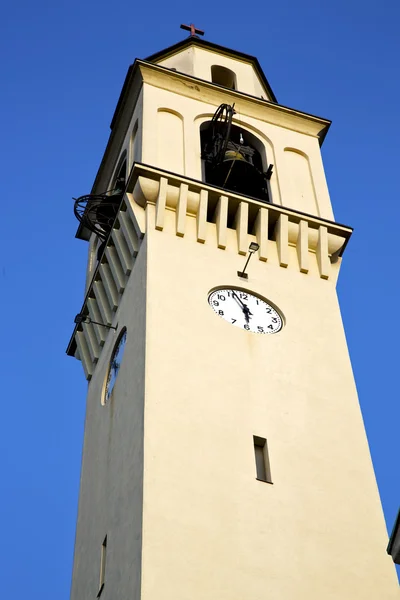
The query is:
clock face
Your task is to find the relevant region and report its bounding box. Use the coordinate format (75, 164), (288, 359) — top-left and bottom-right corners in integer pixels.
(208, 288), (283, 334)
(104, 328), (127, 403)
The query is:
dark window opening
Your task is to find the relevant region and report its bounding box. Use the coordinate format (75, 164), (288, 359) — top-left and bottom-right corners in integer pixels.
(253, 436), (272, 483)
(211, 65), (237, 90)
(201, 121), (270, 203)
(112, 160), (126, 194)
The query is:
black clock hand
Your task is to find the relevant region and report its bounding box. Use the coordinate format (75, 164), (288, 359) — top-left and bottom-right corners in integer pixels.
(232, 291), (246, 310)
(232, 291), (253, 322)
(243, 306), (251, 323)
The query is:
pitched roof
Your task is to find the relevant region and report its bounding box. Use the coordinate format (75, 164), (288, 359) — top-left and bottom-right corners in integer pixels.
(145, 36), (278, 103)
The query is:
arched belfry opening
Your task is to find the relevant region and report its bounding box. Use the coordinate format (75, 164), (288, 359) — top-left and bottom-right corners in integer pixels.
(211, 65), (236, 90)
(201, 104), (271, 202)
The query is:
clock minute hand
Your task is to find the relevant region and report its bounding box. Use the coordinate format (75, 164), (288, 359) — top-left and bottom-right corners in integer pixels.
(232, 291), (246, 310)
(232, 291), (253, 322)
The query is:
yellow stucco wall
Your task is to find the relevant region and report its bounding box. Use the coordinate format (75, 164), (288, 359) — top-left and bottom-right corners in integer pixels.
(139, 208), (399, 600)
(157, 46), (270, 99)
(70, 43), (399, 600)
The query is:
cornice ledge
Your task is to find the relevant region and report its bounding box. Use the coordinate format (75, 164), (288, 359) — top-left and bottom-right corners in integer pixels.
(136, 60), (331, 142)
(129, 162), (352, 259)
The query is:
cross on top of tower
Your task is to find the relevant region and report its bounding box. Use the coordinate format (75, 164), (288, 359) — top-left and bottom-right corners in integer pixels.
(180, 23), (205, 38)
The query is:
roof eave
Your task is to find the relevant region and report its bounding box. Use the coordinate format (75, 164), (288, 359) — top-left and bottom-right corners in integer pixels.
(145, 36), (278, 103)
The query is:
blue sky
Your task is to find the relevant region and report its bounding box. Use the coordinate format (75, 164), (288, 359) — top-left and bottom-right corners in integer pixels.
(1, 1), (399, 597)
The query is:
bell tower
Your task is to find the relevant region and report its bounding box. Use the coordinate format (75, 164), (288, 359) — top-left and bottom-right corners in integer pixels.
(67, 31), (398, 600)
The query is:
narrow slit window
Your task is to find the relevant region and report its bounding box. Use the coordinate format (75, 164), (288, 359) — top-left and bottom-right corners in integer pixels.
(253, 436), (272, 483)
(97, 535), (107, 598)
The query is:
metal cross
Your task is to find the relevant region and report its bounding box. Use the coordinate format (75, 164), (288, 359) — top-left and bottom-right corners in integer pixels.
(180, 23), (205, 38)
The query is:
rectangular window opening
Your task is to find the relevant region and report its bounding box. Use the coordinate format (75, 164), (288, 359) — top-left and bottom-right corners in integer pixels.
(97, 535), (107, 598)
(253, 436), (272, 483)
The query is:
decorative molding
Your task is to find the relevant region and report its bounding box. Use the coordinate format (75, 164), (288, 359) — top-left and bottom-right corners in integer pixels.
(197, 189), (208, 243)
(67, 192), (144, 380)
(234, 202), (249, 256)
(67, 164), (352, 380)
(130, 164), (351, 260)
(297, 220), (309, 274)
(317, 225), (331, 280)
(216, 195), (228, 249)
(155, 176), (168, 231)
(275, 214), (289, 268)
(176, 183), (188, 237)
(255, 207), (269, 262)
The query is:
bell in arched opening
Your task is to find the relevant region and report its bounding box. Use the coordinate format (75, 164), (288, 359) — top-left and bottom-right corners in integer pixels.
(201, 104), (271, 203)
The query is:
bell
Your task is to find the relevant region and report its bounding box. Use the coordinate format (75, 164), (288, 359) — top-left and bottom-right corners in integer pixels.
(223, 149), (246, 162)
(208, 157), (267, 201)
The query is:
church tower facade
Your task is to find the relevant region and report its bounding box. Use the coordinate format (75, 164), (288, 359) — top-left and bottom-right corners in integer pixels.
(68, 34), (399, 600)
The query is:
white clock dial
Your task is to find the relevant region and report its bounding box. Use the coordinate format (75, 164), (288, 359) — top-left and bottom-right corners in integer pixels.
(208, 288), (283, 334)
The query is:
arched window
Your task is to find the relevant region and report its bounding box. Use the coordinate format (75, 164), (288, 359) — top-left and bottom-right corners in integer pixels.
(111, 157), (127, 193)
(211, 65), (237, 90)
(130, 121), (139, 168)
(200, 121), (270, 203)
